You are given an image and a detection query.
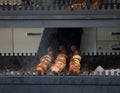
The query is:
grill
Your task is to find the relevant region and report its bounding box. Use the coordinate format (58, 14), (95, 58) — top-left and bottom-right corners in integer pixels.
(0, 0), (119, 27)
(0, 0), (120, 93)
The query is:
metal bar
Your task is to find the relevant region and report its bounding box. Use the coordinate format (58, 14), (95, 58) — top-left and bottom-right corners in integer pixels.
(0, 84), (119, 93)
(0, 76), (120, 85)
(0, 1), (118, 27)
(0, 19), (119, 28)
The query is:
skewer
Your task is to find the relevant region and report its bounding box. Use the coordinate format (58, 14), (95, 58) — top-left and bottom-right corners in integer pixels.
(51, 45), (67, 75)
(69, 45), (82, 75)
(36, 47), (53, 75)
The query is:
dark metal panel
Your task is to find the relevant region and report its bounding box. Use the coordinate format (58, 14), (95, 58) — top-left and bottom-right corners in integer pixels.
(0, 76), (120, 85)
(0, 19), (120, 27)
(0, 9), (120, 20)
(0, 6), (119, 27)
(0, 85), (120, 93)
(0, 76), (120, 93)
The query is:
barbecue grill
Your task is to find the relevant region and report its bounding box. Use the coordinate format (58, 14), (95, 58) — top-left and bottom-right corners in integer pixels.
(0, 0), (120, 93)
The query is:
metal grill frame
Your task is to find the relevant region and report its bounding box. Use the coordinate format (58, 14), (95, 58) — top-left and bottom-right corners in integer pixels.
(0, 1), (120, 93)
(0, 0), (119, 27)
(0, 76), (120, 93)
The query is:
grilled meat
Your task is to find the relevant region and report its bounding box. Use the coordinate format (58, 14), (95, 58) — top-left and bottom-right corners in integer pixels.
(69, 45), (82, 75)
(36, 47), (53, 75)
(92, 0), (101, 9)
(66, 0), (87, 10)
(51, 45), (67, 75)
(69, 54), (82, 75)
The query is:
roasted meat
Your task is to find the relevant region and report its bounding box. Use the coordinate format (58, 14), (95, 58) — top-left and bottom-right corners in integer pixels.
(66, 0), (87, 10)
(51, 45), (67, 75)
(69, 54), (82, 75)
(92, 0), (101, 9)
(69, 45), (82, 75)
(36, 47), (53, 75)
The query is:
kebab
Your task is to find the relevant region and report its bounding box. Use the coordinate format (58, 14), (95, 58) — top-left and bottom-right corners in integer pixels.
(36, 47), (53, 75)
(66, 0), (87, 10)
(92, 0), (101, 9)
(69, 45), (82, 75)
(51, 45), (67, 75)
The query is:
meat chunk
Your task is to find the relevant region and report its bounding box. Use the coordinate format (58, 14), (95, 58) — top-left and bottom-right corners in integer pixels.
(69, 45), (82, 75)
(92, 0), (101, 9)
(36, 47), (53, 75)
(51, 45), (67, 75)
(69, 54), (82, 75)
(66, 0), (87, 10)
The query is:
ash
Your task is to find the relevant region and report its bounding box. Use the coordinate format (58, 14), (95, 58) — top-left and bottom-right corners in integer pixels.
(0, 56), (38, 76)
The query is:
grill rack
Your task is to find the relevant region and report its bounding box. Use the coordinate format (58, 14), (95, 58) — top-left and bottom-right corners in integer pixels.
(0, 0), (120, 10)
(0, 1), (120, 93)
(0, 0), (119, 27)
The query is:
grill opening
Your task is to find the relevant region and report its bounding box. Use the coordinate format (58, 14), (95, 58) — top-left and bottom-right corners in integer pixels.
(0, 1), (119, 93)
(0, 27), (120, 76)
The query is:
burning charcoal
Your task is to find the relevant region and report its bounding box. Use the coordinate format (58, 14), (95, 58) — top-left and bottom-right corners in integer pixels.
(36, 72), (41, 75)
(50, 71), (59, 76)
(57, 73), (62, 76)
(6, 68), (10, 72)
(116, 69), (120, 76)
(88, 71), (94, 75)
(59, 72), (65, 76)
(99, 71), (105, 75)
(36, 71), (45, 76)
(97, 71), (100, 75)
(48, 71), (55, 76)
(27, 71), (32, 75)
(6, 69), (11, 75)
(108, 71), (111, 76)
(82, 71), (89, 75)
(10, 71), (14, 75)
(21, 72), (25, 76)
(6, 72), (11, 75)
(105, 70), (109, 76)
(65, 70), (70, 76)
(2, 71), (6, 75)
(114, 71), (117, 76)
(110, 69), (115, 76)
(0, 72), (3, 76)
(32, 71), (37, 76)
(24, 72), (28, 75)
(93, 71), (99, 75)
(94, 66), (104, 75)
(95, 66), (104, 72)
(46, 69), (51, 75)
(66, 71), (70, 76)
(102, 71), (105, 75)
(16, 72), (21, 75)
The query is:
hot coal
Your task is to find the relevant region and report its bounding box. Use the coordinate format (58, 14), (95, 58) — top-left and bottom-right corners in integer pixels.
(0, 54), (120, 76)
(0, 56), (38, 76)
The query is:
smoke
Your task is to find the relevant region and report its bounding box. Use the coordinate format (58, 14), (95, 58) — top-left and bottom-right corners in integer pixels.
(0, 28), (84, 75)
(37, 28), (83, 59)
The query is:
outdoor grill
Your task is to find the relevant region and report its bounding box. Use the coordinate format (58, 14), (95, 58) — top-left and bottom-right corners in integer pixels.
(0, 0), (120, 93)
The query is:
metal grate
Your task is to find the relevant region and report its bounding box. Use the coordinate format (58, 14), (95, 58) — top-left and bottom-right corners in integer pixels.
(0, 0), (119, 27)
(0, 0), (119, 10)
